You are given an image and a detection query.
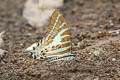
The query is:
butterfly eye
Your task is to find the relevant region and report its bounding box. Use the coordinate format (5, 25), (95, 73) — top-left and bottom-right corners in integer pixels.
(33, 47), (35, 50)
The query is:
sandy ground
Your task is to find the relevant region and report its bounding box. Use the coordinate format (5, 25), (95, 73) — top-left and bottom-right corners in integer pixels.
(0, 0), (120, 80)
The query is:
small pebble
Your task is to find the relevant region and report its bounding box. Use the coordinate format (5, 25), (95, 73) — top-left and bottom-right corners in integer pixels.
(112, 58), (116, 61)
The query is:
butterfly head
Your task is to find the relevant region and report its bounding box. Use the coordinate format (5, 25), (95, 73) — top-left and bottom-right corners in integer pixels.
(24, 42), (42, 59)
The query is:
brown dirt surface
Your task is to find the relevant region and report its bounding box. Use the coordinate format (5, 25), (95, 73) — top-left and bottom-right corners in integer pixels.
(0, 0), (120, 80)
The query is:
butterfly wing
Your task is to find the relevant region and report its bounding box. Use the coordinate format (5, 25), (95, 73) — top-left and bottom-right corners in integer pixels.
(24, 10), (75, 62)
(39, 11), (75, 62)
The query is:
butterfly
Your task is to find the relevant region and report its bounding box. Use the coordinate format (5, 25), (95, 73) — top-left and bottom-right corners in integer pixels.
(24, 10), (75, 62)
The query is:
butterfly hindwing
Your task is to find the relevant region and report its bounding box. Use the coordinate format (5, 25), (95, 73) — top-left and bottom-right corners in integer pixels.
(24, 10), (75, 62)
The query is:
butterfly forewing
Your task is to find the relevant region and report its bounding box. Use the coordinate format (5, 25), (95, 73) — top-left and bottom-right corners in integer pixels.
(41, 11), (71, 48)
(24, 10), (75, 62)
